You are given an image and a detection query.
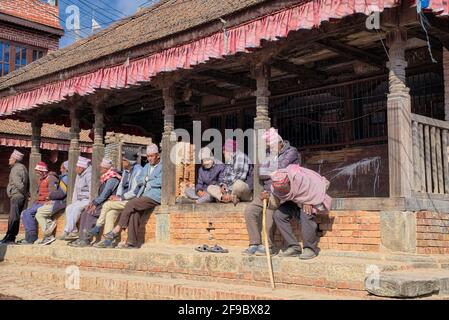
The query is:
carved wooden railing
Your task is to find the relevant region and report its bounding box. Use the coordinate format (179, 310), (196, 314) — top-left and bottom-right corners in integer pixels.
(411, 113), (449, 194)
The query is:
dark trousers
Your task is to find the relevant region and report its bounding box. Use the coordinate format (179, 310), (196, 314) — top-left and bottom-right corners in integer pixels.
(118, 196), (158, 246)
(21, 203), (44, 243)
(5, 196), (26, 240)
(273, 201), (319, 254)
(78, 206), (101, 241)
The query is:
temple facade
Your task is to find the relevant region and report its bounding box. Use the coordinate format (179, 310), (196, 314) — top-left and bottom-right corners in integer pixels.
(0, 0), (449, 254)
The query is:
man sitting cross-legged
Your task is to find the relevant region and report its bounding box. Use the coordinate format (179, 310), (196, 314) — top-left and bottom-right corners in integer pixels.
(88, 151), (143, 248)
(17, 162), (59, 245)
(207, 139), (253, 205)
(59, 156), (92, 241)
(35, 161), (69, 245)
(69, 158), (121, 247)
(184, 147), (225, 204)
(102, 143), (162, 249)
(270, 164), (332, 260)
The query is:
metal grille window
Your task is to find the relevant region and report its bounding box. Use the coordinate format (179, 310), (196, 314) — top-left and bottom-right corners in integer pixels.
(271, 76), (389, 150)
(408, 70), (444, 120)
(0, 41), (10, 76)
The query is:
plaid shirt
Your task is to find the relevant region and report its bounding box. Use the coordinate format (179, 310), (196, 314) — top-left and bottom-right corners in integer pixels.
(221, 151), (250, 189)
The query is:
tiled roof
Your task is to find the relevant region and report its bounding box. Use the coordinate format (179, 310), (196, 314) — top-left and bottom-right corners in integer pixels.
(0, 0), (268, 91)
(0, 119), (92, 142)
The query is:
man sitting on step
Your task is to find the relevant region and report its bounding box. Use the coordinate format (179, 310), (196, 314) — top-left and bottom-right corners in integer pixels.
(87, 151), (143, 248)
(69, 158), (122, 247)
(102, 143), (162, 249)
(183, 147), (225, 204)
(243, 128), (300, 256)
(270, 164), (332, 260)
(59, 156), (92, 241)
(35, 161), (69, 245)
(17, 162), (59, 245)
(207, 139), (253, 205)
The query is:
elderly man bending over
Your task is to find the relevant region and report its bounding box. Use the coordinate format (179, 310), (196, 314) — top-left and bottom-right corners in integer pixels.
(243, 128), (299, 256)
(270, 164), (332, 260)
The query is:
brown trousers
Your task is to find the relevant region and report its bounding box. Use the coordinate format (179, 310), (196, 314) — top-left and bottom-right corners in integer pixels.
(118, 196), (159, 246)
(243, 196), (279, 248)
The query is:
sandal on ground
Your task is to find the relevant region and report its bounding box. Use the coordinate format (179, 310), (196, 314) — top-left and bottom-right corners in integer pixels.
(194, 244), (211, 252)
(209, 244), (229, 253)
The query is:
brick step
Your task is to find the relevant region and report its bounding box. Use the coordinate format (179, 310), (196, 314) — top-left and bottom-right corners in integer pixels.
(0, 263), (358, 300)
(2, 241), (437, 298)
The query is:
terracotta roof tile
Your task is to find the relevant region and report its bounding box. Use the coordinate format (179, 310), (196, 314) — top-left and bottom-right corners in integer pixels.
(0, 0), (268, 92)
(0, 119), (92, 143)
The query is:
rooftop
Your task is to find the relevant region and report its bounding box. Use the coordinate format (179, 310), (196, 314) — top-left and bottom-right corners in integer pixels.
(0, 0), (270, 93)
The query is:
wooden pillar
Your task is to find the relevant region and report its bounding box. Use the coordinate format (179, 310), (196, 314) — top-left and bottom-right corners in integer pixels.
(386, 28), (413, 198)
(161, 84), (177, 206)
(251, 62), (271, 196)
(444, 47), (449, 121)
(29, 118), (42, 204)
(91, 104), (105, 198)
(67, 107), (80, 205)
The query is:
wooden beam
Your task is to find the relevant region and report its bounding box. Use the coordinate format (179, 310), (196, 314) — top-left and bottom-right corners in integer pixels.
(188, 81), (235, 98)
(109, 99), (164, 116)
(316, 39), (385, 69)
(198, 70), (256, 90)
(407, 28), (443, 50)
(271, 59), (327, 81)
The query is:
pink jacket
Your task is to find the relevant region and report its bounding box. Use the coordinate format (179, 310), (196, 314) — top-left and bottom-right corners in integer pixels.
(271, 164), (332, 213)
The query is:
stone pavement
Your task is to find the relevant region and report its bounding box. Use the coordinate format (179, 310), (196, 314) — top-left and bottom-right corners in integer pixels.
(0, 266), (114, 300)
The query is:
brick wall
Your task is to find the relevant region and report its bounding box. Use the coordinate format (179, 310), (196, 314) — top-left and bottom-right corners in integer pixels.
(444, 48), (449, 121)
(0, 0), (62, 30)
(416, 211), (449, 254)
(0, 24), (59, 51)
(167, 209), (381, 251)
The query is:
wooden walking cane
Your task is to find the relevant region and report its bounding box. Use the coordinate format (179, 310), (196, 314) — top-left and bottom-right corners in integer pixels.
(262, 198), (275, 290)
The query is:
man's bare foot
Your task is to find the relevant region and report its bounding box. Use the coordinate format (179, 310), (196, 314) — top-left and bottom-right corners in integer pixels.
(221, 194), (232, 203)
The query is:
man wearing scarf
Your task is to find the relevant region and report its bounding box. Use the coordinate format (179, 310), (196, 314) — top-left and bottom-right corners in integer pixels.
(69, 158), (121, 247)
(17, 162), (59, 245)
(270, 164), (332, 260)
(1, 150), (29, 244)
(87, 151), (143, 248)
(103, 143), (162, 249)
(184, 147), (225, 204)
(60, 156), (92, 241)
(243, 128), (299, 256)
(35, 161), (69, 245)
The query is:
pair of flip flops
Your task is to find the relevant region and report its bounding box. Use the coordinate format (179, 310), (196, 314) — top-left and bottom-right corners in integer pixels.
(195, 244), (229, 253)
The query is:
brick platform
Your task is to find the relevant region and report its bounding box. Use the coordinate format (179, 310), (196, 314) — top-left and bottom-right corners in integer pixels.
(1, 205), (448, 254)
(1, 242), (449, 299)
